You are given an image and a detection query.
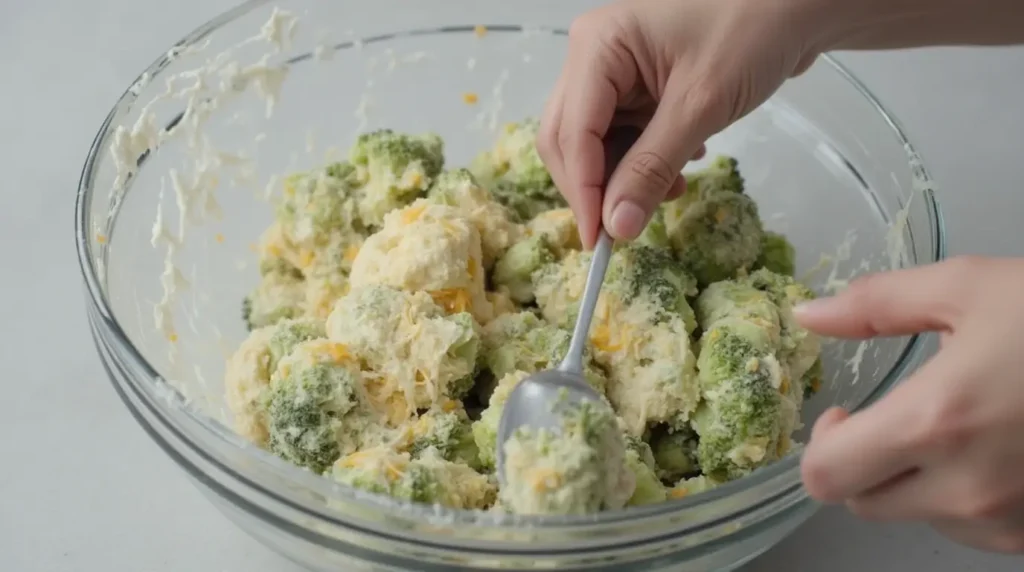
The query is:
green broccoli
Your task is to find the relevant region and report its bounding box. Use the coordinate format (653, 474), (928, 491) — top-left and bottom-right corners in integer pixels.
(330, 447), (497, 510)
(755, 231), (797, 277)
(686, 155), (745, 197)
(669, 474), (723, 499)
(426, 168), (480, 205)
(648, 426), (701, 482)
(623, 435), (667, 506)
(326, 285), (480, 408)
(741, 268), (822, 383)
(471, 370), (528, 471)
(261, 340), (373, 474)
(695, 279), (783, 350)
(480, 311), (607, 393)
(488, 180), (567, 222)
(491, 235), (556, 304)
(402, 406), (481, 470)
(668, 190), (765, 286)
(802, 356), (824, 399)
(470, 118), (567, 220)
(266, 317), (326, 366)
(242, 270), (306, 331)
(604, 244), (699, 332)
(692, 324), (785, 480)
(635, 207), (671, 249)
(349, 129), (445, 227)
(498, 398), (634, 514)
(277, 163), (366, 248)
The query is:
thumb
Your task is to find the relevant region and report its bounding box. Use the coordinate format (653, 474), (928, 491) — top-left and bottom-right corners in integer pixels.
(602, 72), (724, 240)
(794, 262), (964, 339)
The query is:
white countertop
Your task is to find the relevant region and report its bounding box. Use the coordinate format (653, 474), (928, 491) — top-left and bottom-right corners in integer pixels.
(3, 1), (1024, 570)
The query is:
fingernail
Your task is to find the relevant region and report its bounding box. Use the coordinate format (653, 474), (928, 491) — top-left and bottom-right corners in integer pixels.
(793, 298), (832, 317)
(610, 201), (646, 239)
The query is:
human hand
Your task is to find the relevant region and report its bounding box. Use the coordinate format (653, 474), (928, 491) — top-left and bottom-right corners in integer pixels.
(537, 0), (822, 248)
(798, 256), (1024, 554)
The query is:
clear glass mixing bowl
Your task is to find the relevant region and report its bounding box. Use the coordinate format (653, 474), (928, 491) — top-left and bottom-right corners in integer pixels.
(75, 1), (945, 570)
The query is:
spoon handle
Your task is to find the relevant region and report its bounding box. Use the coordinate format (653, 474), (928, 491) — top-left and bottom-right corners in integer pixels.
(558, 125), (641, 374)
(560, 229), (613, 373)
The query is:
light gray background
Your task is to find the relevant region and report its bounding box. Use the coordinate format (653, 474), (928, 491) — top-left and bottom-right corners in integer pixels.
(2, 0), (1023, 570)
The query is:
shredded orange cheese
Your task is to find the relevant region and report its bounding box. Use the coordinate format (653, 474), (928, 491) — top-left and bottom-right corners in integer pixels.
(428, 288), (472, 314)
(669, 488), (689, 500)
(462, 92), (479, 105)
(401, 204), (427, 224)
(95, 234), (107, 244)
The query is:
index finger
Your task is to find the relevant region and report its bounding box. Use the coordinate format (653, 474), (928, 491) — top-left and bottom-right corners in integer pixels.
(558, 45), (633, 247)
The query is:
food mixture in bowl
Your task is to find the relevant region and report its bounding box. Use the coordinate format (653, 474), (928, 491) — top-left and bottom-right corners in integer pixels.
(224, 118), (824, 515)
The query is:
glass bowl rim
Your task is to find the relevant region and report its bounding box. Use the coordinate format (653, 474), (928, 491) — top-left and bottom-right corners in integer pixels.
(74, 0), (945, 534)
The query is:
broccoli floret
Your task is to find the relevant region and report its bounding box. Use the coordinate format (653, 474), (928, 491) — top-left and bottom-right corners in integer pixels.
(623, 435), (667, 506)
(243, 270), (306, 330)
(535, 250), (701, 436)
(261, 340), (374, 474)
(802, 356), (824, 399)
(426, 168), (479, 204)
(491, 235), (556, 304)
(667, 190), (765, 286)
(349, 129), (445, 227)
(692, 324), (786, 480)
(635, 207), (671, 249)
(331, 447), (496, 510)
(400, 405), (481, 470)
(695, 280), (783, 350)
(427, 168), (523, 268)
(471, 370), (529, 471)
(525, 208), (582, 258)
(277, 164), (365, 250)
(488, 180), (567, 222)
(604, 244), (699, 331)
(266, 317), (325, 365)
(326, 285), (480, 414)
(755, 231), (797, 277)
(648, 426), (701, 482)
(499, 398), (635, 514)
(742, 268), (822, 382)
(687, 155), (745, 197)
(325, 161), (359, 180)
(471, 118), (567, 220)
(480, 311), (606, 393)
(669, 475), (723, 499)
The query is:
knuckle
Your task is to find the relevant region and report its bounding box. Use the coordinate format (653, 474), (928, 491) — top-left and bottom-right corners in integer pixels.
(626, 151), (676, 192)
(678, 78), (728, 126)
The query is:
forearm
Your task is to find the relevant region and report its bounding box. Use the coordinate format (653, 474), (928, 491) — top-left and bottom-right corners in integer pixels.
(798, 0), (1024, 52)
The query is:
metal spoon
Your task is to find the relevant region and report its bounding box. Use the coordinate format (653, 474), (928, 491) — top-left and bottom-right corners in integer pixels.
(496, 126), (640, 483)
